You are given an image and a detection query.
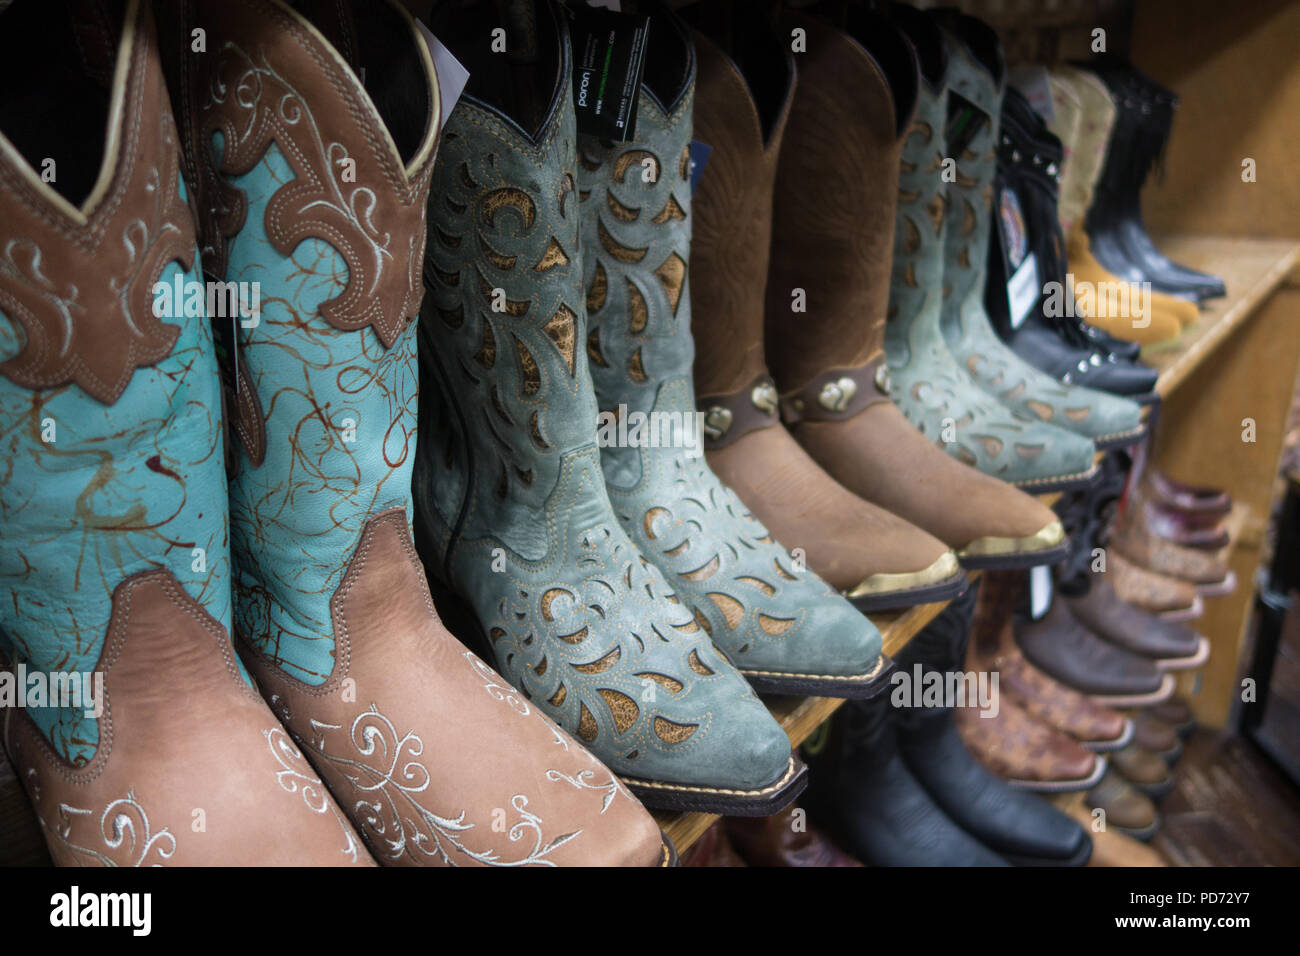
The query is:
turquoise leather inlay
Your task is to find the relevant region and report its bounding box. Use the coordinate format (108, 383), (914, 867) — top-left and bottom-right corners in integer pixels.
(0, 176), (231, 764)
(221, 141), (418, 685)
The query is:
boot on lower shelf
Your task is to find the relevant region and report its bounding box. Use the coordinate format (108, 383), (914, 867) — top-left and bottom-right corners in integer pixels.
(1062, 572), (1209, 670)
(1015, 597), (1175, 707)
(893, 585), (1093, 865)
(802, 696), (1008, 866)
(1084, 769), (1161, 843)
(759, 5), (1070, 571)
(724, 807), (862, 867)
(1109, 742), (1175, 800)
(0, 0), (368, 865)
(1111, 499), (1236, 597)
(1151, 697), (1198, 738)
(1131, 710), (1183, 764)
(173, 0), (673, 862)
(685, 9), (967, 611)
(578, 9), (889, 698)
(414, 0), (800, 816)
(1109, 551), (1204, 621)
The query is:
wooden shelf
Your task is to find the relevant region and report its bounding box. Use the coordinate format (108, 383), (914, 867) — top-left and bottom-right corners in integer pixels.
(1144, 235), (1300, 398)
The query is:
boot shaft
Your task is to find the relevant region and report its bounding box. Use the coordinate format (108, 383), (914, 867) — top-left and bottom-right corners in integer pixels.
(0, 0), (229, 762)
(765, 7), (915, 392)
(687, 18), (793, 400)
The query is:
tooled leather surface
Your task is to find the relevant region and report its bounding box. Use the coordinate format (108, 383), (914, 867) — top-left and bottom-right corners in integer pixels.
(185, 0), (433, 349)
(418, 71), (789, 790)
(1108, 551), (1199, 613)
(1015, 598), (1162, 696)
(3, 570), (369, 866)
(885, 74), (1096, 484)
(687, 29), (791, 399)
(955, 694), (1097, 783)
(0, 12), (230, 764)
(579, 77), (881, 680)
(935, 29), (1142, 443)
(1111, 500), (1229, 584)
(765, 14), (898, 392)
(243, 510), (663, 867)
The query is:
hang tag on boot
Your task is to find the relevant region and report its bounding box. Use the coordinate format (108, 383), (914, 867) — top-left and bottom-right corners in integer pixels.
(996, 185), (1041, 329)
(566, 2), (650, 141)
(688, 140), (712, 194)
(1029, 564), (1054, 620)
(414, 19), (470, 130)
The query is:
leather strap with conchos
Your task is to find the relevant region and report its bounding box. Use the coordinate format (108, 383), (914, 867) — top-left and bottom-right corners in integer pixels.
(696, 373), (781, 450)
(779, 354), (894, 425)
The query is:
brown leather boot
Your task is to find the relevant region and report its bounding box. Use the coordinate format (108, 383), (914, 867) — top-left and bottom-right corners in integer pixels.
(1109, 551), (1204, 621)
(167, 0), (670, 865)
(1111, 500), (1236, 596)
(724, 806), (862, 867)
(955, 695), (1105, 792)
(1110, 742), (1175, 800)
(1130, 710), (1183, 763)
(969, 574), (1131, 751)
(685, 15), (966, 612)
(1063, 573), (1209, 670)
(763, 8), (1068, 571)
(0, 0), (368, 865)
(1081, 770), (1161, 843)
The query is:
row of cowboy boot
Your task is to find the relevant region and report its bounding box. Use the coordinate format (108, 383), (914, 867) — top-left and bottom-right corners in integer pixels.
(988, 85), (1160, 403)
(1, 0), (684, 867)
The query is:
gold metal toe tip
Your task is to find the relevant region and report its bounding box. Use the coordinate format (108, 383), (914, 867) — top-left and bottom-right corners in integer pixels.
(843, 550), (961, 598)
(956, 520), (1066, 559)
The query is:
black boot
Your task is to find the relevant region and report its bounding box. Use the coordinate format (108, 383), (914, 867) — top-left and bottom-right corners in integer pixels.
(803, 689), (1007, 866)
(893, 587), (1093, 866)
(987, 87), (1158, 402)
(1081, 59), (1226, 301)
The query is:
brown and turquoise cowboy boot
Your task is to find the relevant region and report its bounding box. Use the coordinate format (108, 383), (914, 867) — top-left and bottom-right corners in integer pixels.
(929, 10), (1145, 451)
(764, 3), (1068, 570)
(0, 0), (368, 865)
(414, 0), (804, 815)
(169, 0), (673, 863)
(883, 3), (1099, 493)
(578, 9), (889, 697)
(685, 5), (968, 610)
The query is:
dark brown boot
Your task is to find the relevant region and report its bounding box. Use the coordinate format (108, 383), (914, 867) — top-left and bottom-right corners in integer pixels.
(687, 16), (965, 611)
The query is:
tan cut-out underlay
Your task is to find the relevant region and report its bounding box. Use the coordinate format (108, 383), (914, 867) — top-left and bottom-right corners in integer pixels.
(652, 196), (687, 224)
(540, 587), (573, 622)
(962, 199), (976, 236)
(626, 279), (648, 334)
(614, 149), (657, 183)
(606, 193), (639, 222)
(480, 236), (518, 271)
(904, 261), (918, 288)
(481, 186), (536, 230)
(548, 683), (567, 707)
(577, 702), (598, 741)
(976, 436), (1003, 457)
(928, 194), (945, 234)
(534, 656), (548, 676)
(903, 215), (921, 254)
(737, 576), (775, 595)
(477, 271), (529, 315)
(557, 173), (575, 218)
(628, 348), (647, 382)
(673, 617), (700, 634)
(572, 646), (621, 674)
(655, 253), (687, 315)
(679, 145), (690, 181)
(587, 262), (608, 312)
(475, 317), (496, 368)
(773, 558), (798, 581)
(643, 506), (669, 540)
(528, 410), (548, 449)
(515, 337), (540, 395)
(586, 327), (608, 368)
(758, 614), (795, 636)
(653, 716), (698, 745)
(707, 593), (745, 630)
(1064, 407), (1091, 422)
(1026, 400), (1054, 421)
(1015, 444), (1045, 460)
(599, 689), (639, 734)
(534, 236), (570, 272)
(693, 610), (712, 637)
(637, 672), (684, 694)
(681, 554), (719, 581)
(599, 219), (647, 264)
(557, 626), (588, 645)
(489, 626), (506, 642)
(542, 305), (577, 375)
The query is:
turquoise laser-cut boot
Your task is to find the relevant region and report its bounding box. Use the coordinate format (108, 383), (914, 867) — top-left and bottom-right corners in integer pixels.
(414, 0), (805, 815)
(884, 4), (1099, 493)
(577, 11), (889, 699)
(172, 0), (673, 864)
(931, 11), (1145, 452)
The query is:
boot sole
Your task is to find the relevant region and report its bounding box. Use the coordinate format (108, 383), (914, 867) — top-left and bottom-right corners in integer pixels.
(1093, 424), (1149, 452)
(957, 539), (1070, 571)
(1005, 756), (1108, 793)
(846, 571), (969, 613)
(658, 832), (679, 867)
(1001, 836), (1094, 868)
(1080, 716), (1136, 753)
(1010, 462), (1101, 495)
(1122, 774), (1176, 801)
(1156, 595), (1204, 622)
(743, 655), (896, 701)
(621, 754), (809, 816)
(1152, 635), (1211, 671)
(1195, 570), (1237, 597)
(1112, 817), (1162, 843)
(1087, 673), (1177, 709)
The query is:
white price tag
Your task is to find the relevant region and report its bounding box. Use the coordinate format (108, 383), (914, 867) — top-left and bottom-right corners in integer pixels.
(1008, 251), (1040, 330)
(415, 20), (470, 130)
(1029, 564), (1053, 620)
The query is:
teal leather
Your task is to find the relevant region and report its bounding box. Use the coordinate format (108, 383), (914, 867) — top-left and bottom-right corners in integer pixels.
(220, 140), (417, 686)
(579, 76), (883, 683)
(415, 63), (791, 790)
(884, 72), (1097, 488)
(936, 25), (1143, 445)
(0, 180), (232, 765)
